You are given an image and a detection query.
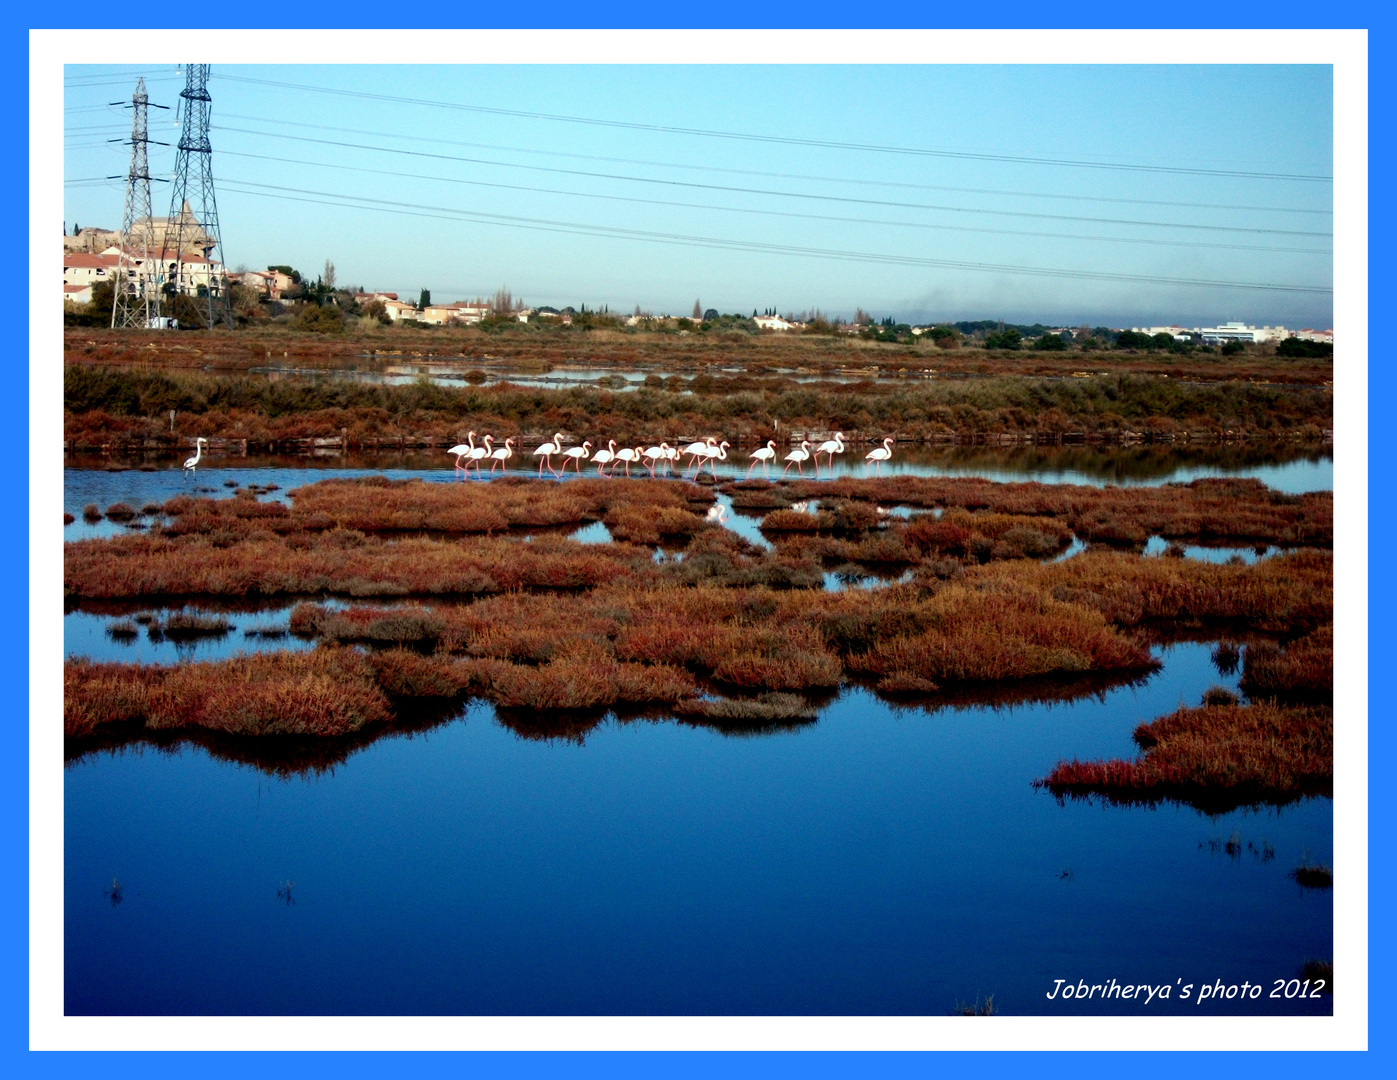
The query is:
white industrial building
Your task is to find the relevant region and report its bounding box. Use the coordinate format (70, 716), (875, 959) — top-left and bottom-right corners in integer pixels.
(1197, 322), (1289, 344)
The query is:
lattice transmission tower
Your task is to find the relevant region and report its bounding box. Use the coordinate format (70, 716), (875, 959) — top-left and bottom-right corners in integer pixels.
(111, 78), (167, 329)
(161, 64), (233, 330)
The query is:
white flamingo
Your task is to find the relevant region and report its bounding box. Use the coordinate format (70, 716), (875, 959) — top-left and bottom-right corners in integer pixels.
(696, 439), (729, 479)
(466, 434), (492, 477)
(813, 431), (845, 475)
(447, 432), (476, 475)
(865, 436), (895, 476)
(682, 437), (716, 474)
(183, 437), (208, 476)
(663, 444), (682, 475)
(533, 431), (566, 477)
(642, 443), (671, 478)
(613, 445), (643, 478)
(782, 440), (812, 476)
(592, 439), (618, 477)
(561, 440), (592, 474)
(706, 503), (728, 524)
(488, 436), (515, 474)
(746, 439), (777, 479)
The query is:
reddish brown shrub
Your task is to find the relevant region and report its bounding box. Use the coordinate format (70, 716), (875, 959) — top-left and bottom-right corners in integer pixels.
(1038, 702), (1332, 809)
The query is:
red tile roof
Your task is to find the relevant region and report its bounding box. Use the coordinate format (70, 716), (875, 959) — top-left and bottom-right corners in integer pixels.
(64, 253), (118, 269)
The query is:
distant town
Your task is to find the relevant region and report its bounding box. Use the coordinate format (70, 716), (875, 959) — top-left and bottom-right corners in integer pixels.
(63, 219), (1334, 355)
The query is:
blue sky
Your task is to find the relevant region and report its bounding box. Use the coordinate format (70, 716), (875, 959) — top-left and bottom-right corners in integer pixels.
(63, 64), (1334, 327)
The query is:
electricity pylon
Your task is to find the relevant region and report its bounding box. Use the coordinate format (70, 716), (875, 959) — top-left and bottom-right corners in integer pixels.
(161, 64), (233, 330)
(110, 78), (167, 329)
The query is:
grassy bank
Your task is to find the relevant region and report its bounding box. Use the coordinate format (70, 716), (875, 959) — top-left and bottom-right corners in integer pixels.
(65, 363), (1332, 450)
(64, 326), (1336, 386)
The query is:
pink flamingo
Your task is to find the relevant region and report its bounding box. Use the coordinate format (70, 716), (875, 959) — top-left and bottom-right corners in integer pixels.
(592, 439), (618, 477)
(697, 439), (729, 479)
(561, 440), (592, 474)
(864, 437), (895, 476)
(682, 437), (716, 475)
(782, 440), (812, 476)
(746, 440), (777, 479)
(813, 431), (845, 475)
(488, 436), (516, 474)
(447, 431), (476, 475)
(533, 431), (566, 477)
(642, 443), (671, 477)
(465, 434), (492, 477)
(613, 446), (643, 478)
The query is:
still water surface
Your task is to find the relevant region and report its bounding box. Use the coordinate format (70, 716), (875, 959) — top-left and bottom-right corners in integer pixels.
(65, 641), (1331, 1016)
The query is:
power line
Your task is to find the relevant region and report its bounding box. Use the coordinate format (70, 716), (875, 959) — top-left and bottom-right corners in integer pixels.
(217, 179), (1332, 295)
(216, 73), (1334, 183)
(215, 111), (1333, 218)
(213, 146), (1331, 257)
(213, 124), (1334, 239)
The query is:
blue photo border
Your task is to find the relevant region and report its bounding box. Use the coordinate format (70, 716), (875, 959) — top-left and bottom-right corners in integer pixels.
(11, 0), (1386, 1072)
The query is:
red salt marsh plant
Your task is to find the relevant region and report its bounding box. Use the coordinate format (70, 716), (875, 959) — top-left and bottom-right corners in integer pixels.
(158, 612), (232, 638)
(289, 579), (1155, 696)
(1241, 624), (1333, 698)
(766, 475), (1331, 548)
(1037, 701), (1332, 810)
(903, 510), (1073, 561)
(65, 530), (658, 600)
(64, 649), (392, 739)
(284, 475), (711, 534)
(969, 548), (1331, 634)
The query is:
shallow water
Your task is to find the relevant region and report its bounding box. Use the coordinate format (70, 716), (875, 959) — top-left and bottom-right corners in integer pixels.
(1141, 536), (1288, 565)
(63, 445), (1332, 529)
(64, 641), (1330, 1016)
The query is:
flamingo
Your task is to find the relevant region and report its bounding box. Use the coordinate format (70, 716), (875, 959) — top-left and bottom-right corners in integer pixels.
(663, 444), (682, 475)
(488, 436), (516, 474)
(447, 432), (476, 475)
(182, 437), (208, 476)
(682, 437), (716, 474)
(465, 434), (493, 477)
(746, 440), (777, 479)
(533, 432), (566, 477)
(642, 443), (671, 478)
(706, 502), (729, 524)
(813, 431), (845, 475)
(697, 439), (729, 479)
(613, 445), (643, 478)
(561, 439), (592, 474)
(592, 439), (618, 477)
(782, 440), (812, 476)
(865, 436), (895, 476)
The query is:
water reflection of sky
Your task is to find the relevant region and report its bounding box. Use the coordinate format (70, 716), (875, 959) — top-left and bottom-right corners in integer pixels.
(64, 641), (1330, 1016)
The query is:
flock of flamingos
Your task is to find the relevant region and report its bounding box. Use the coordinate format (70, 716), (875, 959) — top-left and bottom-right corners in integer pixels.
(445, 432), (898, 480)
